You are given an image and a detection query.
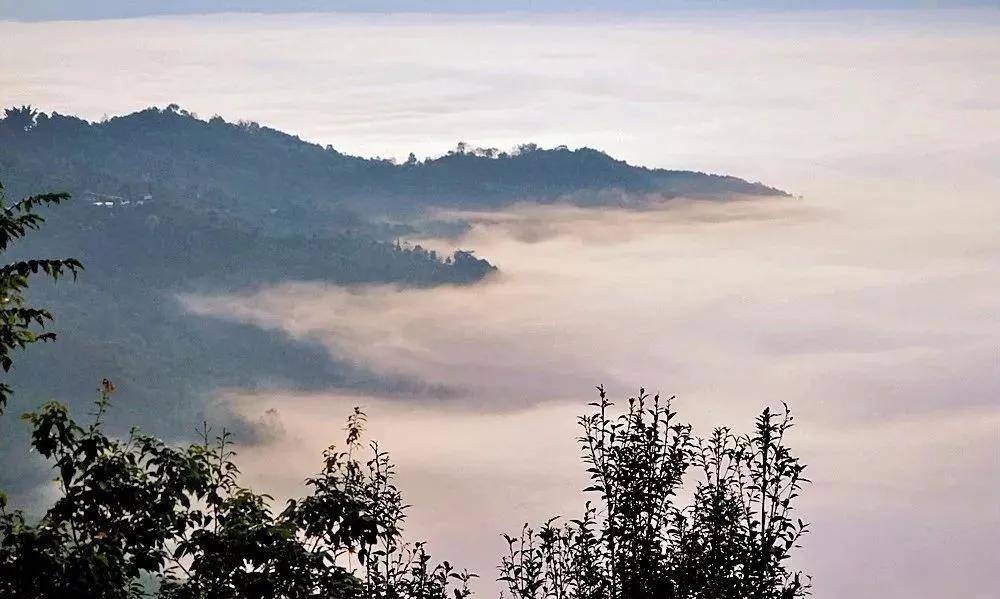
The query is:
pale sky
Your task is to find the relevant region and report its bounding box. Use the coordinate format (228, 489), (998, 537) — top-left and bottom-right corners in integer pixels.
(2, 0), (998, 20)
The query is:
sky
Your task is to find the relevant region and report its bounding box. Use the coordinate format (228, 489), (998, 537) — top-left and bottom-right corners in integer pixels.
(1, 0), (998, 20)
(2, 7), (999, 599)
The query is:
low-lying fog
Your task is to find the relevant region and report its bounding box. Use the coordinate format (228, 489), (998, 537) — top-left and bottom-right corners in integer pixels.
(6, 8), (1000, 598)
(186, 177), (1000, 597)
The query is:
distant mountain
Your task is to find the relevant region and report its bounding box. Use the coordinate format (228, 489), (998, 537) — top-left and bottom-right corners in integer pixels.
(0, 105), (785, 234)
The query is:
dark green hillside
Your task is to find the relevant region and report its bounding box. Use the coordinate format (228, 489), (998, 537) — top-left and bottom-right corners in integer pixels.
(2, 193), (492, 427)
(0, 105), (785, 230)
(0, 188), (490, 501)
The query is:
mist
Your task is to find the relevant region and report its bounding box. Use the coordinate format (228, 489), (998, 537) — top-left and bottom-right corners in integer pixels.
(184, 170), (1000, 597)
(4, 8), (999, 598)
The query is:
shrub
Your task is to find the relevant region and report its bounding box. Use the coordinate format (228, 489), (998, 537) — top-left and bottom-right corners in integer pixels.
(499, 386), (810, 599)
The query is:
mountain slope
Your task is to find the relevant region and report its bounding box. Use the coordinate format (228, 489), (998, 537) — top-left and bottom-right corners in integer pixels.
(0, 105), (786, 232)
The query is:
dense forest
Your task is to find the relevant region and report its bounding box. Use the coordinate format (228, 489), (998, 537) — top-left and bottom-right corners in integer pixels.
(0, 104), (785, 231)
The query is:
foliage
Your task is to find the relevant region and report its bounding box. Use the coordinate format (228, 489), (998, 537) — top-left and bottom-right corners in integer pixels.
(0, 394), (473, 599)
(0, 180), (81, 412)
(498, 386), (810, 599)
(0, 386), (211, 598)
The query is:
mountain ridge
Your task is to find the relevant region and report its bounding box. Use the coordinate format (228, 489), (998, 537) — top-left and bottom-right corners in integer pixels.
(0, 104), (787, 236)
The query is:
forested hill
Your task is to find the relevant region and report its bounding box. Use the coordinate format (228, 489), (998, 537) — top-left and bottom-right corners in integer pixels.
(0, 183), (495, 470)
(0, 105), (786, 232)
(0, 104), (510, 471)
(0, 103), (786, 499)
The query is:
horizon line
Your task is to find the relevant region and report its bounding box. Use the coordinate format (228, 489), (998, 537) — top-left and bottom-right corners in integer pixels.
(2, 2), (997, 23)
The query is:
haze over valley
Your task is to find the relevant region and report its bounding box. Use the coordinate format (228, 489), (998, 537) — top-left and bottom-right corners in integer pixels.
(1, 6), (998, 598)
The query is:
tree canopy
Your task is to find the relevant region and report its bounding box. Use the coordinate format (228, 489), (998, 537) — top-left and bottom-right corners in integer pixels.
(0, 181), (81, 412)
(499, 387), (810, 599)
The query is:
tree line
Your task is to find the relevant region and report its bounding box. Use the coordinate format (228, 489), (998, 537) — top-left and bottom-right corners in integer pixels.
(0, 105), (785, 229)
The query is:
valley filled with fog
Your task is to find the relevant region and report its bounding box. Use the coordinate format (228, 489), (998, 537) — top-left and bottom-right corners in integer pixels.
(3, 8), (999, 598)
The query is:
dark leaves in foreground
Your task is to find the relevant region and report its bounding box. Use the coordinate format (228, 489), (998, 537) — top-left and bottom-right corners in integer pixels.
(499, 386), (811, 599)
(0, 394), (473, 599)
(0, 181), (82, 412)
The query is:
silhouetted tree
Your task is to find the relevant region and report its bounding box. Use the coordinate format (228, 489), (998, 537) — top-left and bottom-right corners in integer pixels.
(0, 106), (37, 134)
(499, 386), (810, 599)
(1, 392), (473, 599)
(0, 181), (81, 411)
